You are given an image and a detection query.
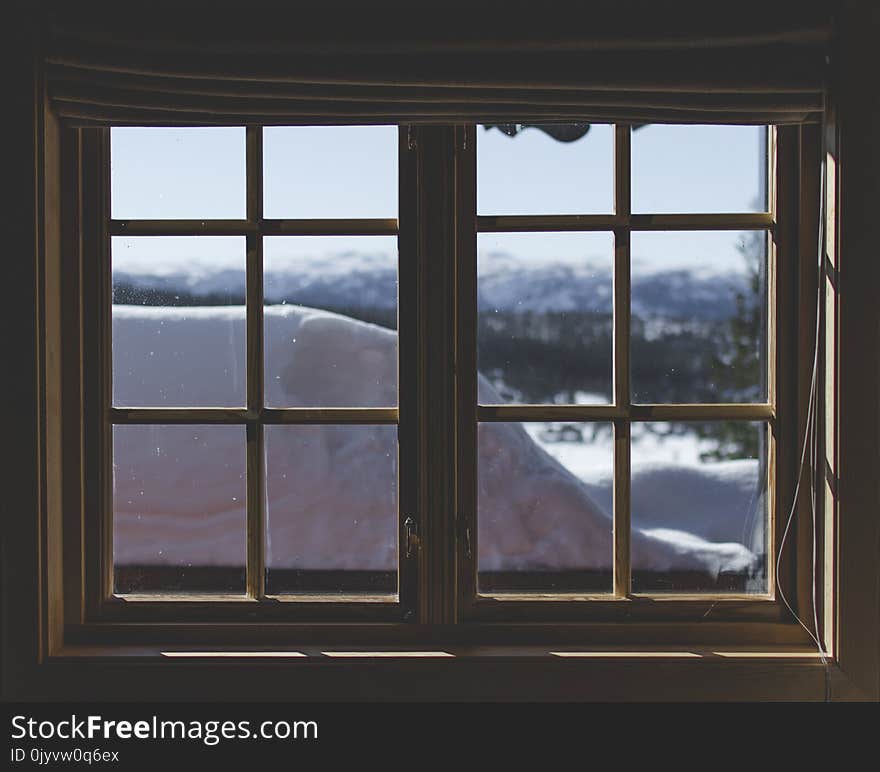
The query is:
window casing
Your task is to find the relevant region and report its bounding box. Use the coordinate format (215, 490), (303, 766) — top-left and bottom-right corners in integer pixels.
(63, 122), (819, 646)
(10, 3), (875, 704)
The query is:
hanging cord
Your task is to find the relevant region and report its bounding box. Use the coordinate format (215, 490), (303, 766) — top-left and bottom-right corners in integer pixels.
(774, 101), (832, 700)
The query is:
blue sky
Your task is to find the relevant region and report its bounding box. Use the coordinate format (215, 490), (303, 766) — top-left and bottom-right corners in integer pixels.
(110, 123), (766, 276)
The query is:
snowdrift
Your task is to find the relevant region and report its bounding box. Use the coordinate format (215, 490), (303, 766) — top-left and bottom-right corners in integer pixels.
(113, 304), (761, 581)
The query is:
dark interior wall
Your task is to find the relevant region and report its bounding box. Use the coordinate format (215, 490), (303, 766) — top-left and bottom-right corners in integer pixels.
(1, 0), (877, 700)
(2, 4), (42, 697)
(833, 0), (880, 696)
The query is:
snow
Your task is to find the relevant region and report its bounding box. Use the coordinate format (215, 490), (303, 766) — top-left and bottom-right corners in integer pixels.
(113, 246), (747, 320)
(112, 304), (762, 580)
(265, 307), (397, 407)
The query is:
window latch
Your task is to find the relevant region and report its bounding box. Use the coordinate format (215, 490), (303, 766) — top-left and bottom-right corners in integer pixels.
(404, 516), (421, 559)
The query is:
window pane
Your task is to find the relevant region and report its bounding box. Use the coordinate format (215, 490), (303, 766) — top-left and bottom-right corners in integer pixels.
(477, 421), (614, 593)
(265, 425), (398, 595)
(478, 232), (613, 405)
(112, 236), (246, 408)
(264, 236), (398, 407)
(477, 123), (614, 215)
(113, 425), (246, 594)
(111, 127), (246, 219)
(631, 231), (767, 404)
(263, 126), (398, 219)
(630, 421), (767, 594)
(632, 125), (768, 213)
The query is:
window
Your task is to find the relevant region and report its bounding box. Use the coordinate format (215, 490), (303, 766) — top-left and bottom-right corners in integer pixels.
(97, 126), (412, 621)
(13, 2), (876, 705)
(78, 121), (795, 634)
(460, 123), (777, 620)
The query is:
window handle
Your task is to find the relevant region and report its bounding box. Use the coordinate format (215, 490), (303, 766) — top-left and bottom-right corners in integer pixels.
(404, 516), (421, 559)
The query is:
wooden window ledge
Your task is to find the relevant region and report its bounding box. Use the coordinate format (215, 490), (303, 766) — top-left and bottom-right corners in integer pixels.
(15, 644), (868, 701)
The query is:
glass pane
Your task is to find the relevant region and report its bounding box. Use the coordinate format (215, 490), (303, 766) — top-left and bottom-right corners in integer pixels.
(263, 126), (398, 219)
(478, 232), (613, 405)
(477, 123), (614, 215)
(113, 425), (246, 594)
(631, 231), (767, 403)
(112, 236), (246, 408)
(478, 421), (613, 593)
(631, 421), (768, 594)
(265, 425), (398, 595)
(111, 127), (246, 219)
(632, 124), (768, 213)
(264, 236), (398, 407)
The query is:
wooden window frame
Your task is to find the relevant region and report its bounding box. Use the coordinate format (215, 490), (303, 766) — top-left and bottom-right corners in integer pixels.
(81, 126), (420, 625)
(11, 81), (877, 700)
(457, 124), (779, 622)
(60, 121), (810, 642)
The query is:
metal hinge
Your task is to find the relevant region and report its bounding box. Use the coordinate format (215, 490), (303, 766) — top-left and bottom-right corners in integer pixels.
(407, 126), (417, 151)
(404, 516), (421, 558)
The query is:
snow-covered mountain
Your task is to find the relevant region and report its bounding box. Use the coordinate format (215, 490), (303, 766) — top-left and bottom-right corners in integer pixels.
(113, 252), (752, 321)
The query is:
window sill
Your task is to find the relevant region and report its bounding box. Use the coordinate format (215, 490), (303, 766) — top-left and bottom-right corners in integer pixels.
(17, 643), (869, 702)
(52, 642), (826, 661)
